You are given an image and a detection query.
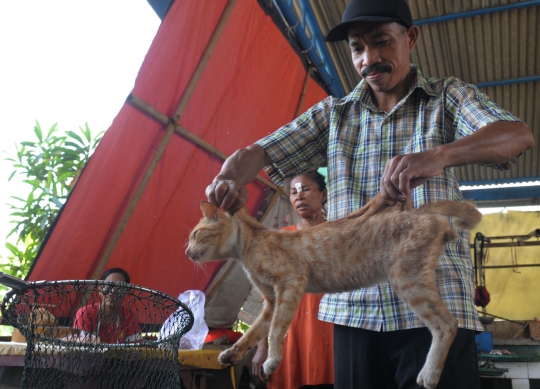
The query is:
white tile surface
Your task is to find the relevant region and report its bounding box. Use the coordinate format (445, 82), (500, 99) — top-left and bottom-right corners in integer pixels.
(511, 378), (530, 389)
(497, 362), (529, 379)
(528, 362), (540, 379)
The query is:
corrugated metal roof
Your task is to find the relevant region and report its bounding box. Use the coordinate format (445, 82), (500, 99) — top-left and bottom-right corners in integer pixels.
(308, 0), (539, 186)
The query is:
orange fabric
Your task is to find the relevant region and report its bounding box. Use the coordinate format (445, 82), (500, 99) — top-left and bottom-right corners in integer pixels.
(28, 0), (328, 301)
(268, 225), (334, 388)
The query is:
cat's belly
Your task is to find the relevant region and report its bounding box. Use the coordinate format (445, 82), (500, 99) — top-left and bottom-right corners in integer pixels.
(305, 271), (388, 294)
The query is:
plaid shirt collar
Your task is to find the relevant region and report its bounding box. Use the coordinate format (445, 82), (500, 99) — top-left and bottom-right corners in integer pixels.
(343, 65), (438, 110)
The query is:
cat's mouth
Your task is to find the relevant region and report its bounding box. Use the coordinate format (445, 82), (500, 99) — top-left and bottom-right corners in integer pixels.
(186, 248), (207, 261)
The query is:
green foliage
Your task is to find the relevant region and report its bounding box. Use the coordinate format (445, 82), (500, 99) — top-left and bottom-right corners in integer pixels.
(233, 318), (250, 334)
(2, 121), (103, 278)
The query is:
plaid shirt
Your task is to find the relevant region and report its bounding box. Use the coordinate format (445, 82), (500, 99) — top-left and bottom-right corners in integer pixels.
(256, 65), (522, 332)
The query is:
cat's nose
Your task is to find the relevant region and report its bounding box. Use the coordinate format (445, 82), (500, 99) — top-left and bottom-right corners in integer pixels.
(185, 248), (198, 261)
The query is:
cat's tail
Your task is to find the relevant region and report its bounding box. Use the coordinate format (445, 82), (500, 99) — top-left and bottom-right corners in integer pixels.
(417, 200), (482, 231)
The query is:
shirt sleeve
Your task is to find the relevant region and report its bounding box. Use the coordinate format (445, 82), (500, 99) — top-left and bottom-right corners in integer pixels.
(255, 97), (333, 185)
(445, 78), (523, 171)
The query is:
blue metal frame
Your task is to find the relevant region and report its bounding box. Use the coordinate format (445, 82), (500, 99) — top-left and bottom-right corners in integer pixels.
(476, 75), (540, 89)
(415, 0), (540, 25)
(272, 0), (346, 97)
(462, 186), (540, 202)
(460, 177), (540, 187)
(146, 0), (174, 20)
(460, 178), (540, 203)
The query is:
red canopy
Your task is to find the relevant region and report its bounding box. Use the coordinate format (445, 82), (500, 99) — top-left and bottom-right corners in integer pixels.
(29, 0), (327, 298)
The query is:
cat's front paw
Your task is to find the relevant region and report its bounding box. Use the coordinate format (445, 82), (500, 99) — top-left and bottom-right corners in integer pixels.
(218, 346), (242, 365)
(262, 356), (282, 377)
(416, 366), (441, 389)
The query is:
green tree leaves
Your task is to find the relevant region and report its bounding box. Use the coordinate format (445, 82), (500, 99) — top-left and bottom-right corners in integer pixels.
(2, 121), (103, 279)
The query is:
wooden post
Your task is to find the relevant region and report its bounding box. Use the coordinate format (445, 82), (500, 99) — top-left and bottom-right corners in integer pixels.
(92, 0), (238, 279)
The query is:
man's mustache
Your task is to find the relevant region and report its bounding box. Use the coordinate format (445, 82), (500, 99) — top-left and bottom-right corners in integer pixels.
(361, 64), (392, 78)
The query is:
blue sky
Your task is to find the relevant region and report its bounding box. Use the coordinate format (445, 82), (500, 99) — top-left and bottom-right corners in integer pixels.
(0, 1), (161, 257)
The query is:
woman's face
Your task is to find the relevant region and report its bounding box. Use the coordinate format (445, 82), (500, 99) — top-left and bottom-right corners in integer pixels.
(289, 175), (326, 219)
(99, 272), (128, 308)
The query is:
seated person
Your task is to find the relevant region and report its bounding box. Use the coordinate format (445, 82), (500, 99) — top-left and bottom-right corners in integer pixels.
(73, 268), (141, 343)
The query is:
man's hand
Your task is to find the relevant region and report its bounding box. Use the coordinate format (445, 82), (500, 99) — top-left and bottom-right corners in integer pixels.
(380, 149), (444, 201)
(380, 121), (534, 201)
(252, 338), (268, 381)
(206, 144), (272, 213)
(205, 180), (248, 214)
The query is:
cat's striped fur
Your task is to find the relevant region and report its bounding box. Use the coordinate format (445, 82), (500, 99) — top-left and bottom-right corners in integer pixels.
(186, 194), (482, 389)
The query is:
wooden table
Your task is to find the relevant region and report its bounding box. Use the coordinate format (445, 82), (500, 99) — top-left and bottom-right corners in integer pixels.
(0, 341), (235, 389)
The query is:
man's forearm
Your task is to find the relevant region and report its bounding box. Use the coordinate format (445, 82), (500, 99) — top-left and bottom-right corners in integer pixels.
(214, 144), (272, 185)
(438, 121), (534, 168)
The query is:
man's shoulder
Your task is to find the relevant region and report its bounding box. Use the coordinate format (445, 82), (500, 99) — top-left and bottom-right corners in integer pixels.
(418, 71), (480, 98)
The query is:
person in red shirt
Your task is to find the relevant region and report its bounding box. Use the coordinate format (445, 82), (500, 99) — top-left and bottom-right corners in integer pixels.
(252, 170), (333, 389)
(73, 268), (141, 343)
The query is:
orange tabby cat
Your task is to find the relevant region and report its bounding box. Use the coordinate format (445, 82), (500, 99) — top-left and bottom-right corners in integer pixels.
(186, 194), (482, 389)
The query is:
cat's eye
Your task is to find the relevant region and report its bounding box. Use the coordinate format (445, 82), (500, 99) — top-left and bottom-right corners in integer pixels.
(193, 230), (199, 239)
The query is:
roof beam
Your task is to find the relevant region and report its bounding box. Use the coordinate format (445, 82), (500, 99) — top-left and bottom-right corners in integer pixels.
(415, 0), (540, 25)
(272, 0), (346, 97)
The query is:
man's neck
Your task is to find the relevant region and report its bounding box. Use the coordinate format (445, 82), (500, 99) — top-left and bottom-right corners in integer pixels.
(370, 70), (414, 113)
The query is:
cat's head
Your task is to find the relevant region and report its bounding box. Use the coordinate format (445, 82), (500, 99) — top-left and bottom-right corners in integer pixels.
(185, 201), (237, 263)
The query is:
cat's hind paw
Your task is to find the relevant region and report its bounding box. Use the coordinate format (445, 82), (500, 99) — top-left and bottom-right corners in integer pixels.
(416, 367), (440, 389)
(218, 346), (241, 365)
(262, 356), (282, 377)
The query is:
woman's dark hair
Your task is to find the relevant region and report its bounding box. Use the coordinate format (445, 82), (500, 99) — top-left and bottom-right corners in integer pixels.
(301, 170), (327, 192)
(101, 268), (130, 284)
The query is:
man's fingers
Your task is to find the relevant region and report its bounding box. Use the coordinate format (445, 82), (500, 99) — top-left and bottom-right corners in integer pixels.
(214, 181), (232, 205)
(206, 180), (243, 211)
(381, 170), (405, 201)
(206, 180), (248, 212)
(227, 187), (248, 214)
(395, 167), (412, 198)
(205, 184), (218, 207)
(221, 190), (239, 212)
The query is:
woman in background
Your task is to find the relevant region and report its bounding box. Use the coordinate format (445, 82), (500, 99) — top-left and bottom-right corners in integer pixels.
(74, 267), (141, 343)
(252, 170), (334, 389)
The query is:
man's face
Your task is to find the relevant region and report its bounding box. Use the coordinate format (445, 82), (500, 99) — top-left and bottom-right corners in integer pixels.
(347, 22), (418, 94)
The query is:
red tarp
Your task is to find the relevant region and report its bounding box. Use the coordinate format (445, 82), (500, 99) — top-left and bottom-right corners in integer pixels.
(29, 0), (327, 297)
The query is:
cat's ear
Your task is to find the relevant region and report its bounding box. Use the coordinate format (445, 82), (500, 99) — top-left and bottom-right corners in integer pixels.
(200, 201), (218, 220)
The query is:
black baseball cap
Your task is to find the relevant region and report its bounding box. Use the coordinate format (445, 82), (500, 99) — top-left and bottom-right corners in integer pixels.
(326, 0), (413, 42)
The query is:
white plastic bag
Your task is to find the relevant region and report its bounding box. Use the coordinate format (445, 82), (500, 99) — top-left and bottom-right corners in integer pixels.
(159, 290), (209, 350)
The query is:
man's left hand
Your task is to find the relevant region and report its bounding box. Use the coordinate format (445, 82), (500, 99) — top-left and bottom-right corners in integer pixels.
(380, 149), (444, 201)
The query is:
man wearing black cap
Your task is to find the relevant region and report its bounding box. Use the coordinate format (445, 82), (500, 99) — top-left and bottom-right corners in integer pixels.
(206, 0), (533, 388)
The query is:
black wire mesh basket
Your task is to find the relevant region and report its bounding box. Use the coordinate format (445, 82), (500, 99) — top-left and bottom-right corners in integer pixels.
(0, 273), (194, 389)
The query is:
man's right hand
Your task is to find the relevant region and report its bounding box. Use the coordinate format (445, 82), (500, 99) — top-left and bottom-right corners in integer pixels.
(205, 144), (272, 213)
(205, 179), (248, 214)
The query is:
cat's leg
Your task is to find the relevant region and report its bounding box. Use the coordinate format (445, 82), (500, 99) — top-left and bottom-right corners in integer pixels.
(388, 256), (457, 389)
(218, 282), (275, 365)
(263, 277), (307, 377)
